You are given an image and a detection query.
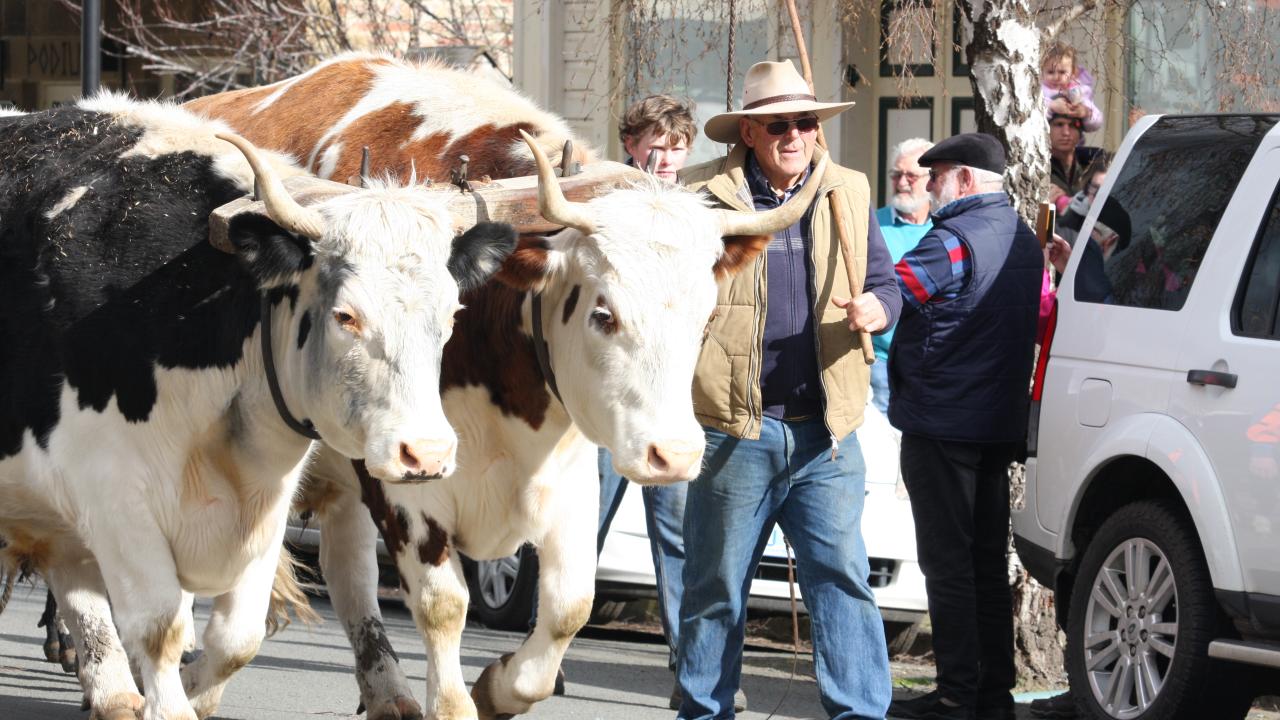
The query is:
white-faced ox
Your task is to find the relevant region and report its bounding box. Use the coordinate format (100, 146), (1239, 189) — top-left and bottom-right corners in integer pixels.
(190, 57), (827, 720)
(0, 96), (514, 720)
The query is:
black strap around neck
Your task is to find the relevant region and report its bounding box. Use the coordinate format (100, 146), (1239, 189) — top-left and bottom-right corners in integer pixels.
(530, 292), (563, 406)
(260, 293), (322, 441)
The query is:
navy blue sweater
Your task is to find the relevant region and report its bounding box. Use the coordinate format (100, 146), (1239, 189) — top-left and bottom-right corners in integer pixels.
(746, 154), (900, 421)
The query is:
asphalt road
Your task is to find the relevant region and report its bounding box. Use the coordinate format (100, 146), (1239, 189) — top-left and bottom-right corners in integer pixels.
(0, 581), (835, 719)
(4, 582), (1275, 719)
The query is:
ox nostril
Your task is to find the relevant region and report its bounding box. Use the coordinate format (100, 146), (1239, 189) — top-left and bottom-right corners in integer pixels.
(647, 444), (669, 473)
(400, 442), (421, 471)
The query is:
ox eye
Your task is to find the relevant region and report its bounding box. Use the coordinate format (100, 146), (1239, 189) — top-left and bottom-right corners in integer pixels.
(590, 304), (617, 334)
(333, 309), (362, 335)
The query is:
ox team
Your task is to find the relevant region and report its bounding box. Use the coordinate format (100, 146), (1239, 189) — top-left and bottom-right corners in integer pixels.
(0, 52), (1041, 720)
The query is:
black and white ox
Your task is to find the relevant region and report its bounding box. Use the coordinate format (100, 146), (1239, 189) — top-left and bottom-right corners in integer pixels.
(199, 66), (829, 716)
(0, 95), (515, 720)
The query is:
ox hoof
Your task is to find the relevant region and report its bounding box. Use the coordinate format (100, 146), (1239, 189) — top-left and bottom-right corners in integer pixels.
(367, 696), (424, 720)
(59, 645), (78, 674)
(43, 638), (61, 663)
(89, 691), (144, 720)
(470, 654), (526, 720)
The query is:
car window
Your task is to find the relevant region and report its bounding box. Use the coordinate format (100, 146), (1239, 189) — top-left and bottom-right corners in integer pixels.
(1235, 183), (1280, 339)
(1075, 115), (1278, 310)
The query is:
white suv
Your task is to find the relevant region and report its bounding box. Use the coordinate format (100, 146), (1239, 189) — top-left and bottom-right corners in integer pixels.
(1015, 113), (1280, 719)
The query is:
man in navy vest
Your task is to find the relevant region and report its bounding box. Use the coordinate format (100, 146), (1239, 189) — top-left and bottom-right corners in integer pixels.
(886, 133), (1042, 720)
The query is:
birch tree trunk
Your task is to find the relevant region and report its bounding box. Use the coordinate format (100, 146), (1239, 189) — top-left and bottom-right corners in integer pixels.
(962, 0), (1050, 226)
(960, 0), (1064, 686)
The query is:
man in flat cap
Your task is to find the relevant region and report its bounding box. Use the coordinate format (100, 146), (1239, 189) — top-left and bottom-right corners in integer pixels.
(887, 133), (1042, 720)
(676, 59), (901, 719)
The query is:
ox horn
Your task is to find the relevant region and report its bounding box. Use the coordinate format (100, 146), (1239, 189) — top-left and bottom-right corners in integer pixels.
(717, 154), (830, 238)
(518, 129), (597, 236)
(217, 132), (326, 240)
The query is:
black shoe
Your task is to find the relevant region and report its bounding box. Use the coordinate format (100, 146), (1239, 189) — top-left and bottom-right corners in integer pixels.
(1029, 691), (1078, 719)
(553, 666), (566, 696)
(976, 690), (1015, 720)
(668, 682), (747, 713)
(889, 690), (974, 720)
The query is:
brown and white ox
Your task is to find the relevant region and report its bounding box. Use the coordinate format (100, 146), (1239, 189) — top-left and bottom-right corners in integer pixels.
(188, 54), (827, 720)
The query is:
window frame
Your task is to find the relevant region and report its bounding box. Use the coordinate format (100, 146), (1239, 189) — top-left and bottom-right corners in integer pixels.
(1231, 179), (1280, 341)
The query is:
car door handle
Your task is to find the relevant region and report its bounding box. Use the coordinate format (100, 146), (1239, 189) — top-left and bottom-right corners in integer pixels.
(1186, 369), (1237, 389)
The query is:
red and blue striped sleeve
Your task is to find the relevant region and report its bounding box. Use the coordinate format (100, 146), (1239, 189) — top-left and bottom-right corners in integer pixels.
(895, 230), (971, 308)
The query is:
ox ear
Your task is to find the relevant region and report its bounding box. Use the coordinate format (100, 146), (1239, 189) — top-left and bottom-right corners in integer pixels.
(713, 235), (771, 280)
(450, 222), (518, 293)
(493, 234), (557, 292)
(227, 213), (314, 287)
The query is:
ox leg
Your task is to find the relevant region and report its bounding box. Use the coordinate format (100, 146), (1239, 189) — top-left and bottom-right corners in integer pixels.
(401, 552), (474, 720)
(40, 590), (61, 662)
(57, 611), (79, 673)
(46, 561), (144, 720)
(471, 515), (596, 719)
(180, 553), (274, 719)
(90, 527), (202, 720)
(320, 490), (421, 720)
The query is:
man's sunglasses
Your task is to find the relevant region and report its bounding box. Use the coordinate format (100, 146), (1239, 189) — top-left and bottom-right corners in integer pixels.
(753, 117), (820, 136)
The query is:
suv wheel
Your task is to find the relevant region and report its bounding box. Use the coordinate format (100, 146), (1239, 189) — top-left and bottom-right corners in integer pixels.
(464, 545), (538, 631)
(1066, 500), (1252, 719)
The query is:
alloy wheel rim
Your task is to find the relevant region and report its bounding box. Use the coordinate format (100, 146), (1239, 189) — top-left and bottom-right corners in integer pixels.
(477, 554), (521, 608)
(1083, 537), (1179, 719)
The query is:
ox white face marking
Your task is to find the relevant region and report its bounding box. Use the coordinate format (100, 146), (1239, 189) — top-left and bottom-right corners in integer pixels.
(536, 179), (726, 485)
(278, 181), (507, 482)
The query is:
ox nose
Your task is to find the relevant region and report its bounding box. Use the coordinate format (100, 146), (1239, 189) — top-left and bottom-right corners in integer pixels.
(395, 438), (456, 481)
(645, 442), (703, 482)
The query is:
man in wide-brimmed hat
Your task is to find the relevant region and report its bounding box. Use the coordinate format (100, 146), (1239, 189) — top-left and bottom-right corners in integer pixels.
(676, 59), (901, 720)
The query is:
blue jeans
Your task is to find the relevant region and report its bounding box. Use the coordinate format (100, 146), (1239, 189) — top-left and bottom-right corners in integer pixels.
(676, 418), (891, 720)
(869, 359), (890, 414)
(598, 448), (687, 671)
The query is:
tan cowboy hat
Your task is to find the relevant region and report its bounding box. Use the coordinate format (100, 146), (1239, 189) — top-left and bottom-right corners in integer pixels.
(704, 60), (855, 144)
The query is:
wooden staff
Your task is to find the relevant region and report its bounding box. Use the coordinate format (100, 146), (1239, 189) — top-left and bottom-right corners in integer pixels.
(783, 0), (876, 365)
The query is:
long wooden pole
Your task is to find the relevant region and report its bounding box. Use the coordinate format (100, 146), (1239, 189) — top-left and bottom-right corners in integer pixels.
(783, 0), (876, 365)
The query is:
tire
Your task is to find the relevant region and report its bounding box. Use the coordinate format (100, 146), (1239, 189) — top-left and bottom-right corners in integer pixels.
(465, 544), (539, 631)
(885, 619), (924, 657)
(1065, 500), (1254, 720)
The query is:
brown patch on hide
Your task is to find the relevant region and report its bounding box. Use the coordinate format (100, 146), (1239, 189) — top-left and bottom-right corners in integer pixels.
(494, 235), (552, 291)
(325, 101), (439, 182)
(416, 515), (450, 566)
(143, 613), (187, 667)
(181, 421), (274, 545)
(440, 122), (537, 180)
(0, 526), (53, 574)
(292, 473), (345, 517)
(354, 460), (412, 559)
(185, 59), (387, 176)
(714, 235), (771, 279)
(441, 277), (552, 431)
(551, 596), (594, 641)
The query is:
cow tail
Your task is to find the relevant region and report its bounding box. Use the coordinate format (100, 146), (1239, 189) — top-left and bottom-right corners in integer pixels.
(266, 545), (321, 636)
(0, 540), (16, 617)
(0, 568), (13, 616)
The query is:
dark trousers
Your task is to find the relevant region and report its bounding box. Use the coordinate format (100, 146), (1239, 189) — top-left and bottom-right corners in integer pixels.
(900, 433), (1017, 707)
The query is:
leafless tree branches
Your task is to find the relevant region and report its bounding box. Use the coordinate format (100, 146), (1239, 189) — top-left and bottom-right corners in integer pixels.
(58, 0), (513, 98)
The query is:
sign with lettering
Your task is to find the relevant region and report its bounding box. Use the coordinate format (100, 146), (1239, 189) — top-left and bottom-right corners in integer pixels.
(3, 37), (81, 81)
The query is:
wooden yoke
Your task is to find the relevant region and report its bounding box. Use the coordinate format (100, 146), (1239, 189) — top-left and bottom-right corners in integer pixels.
(783, 0), (876, 366)
(209, 160), (641, 253)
